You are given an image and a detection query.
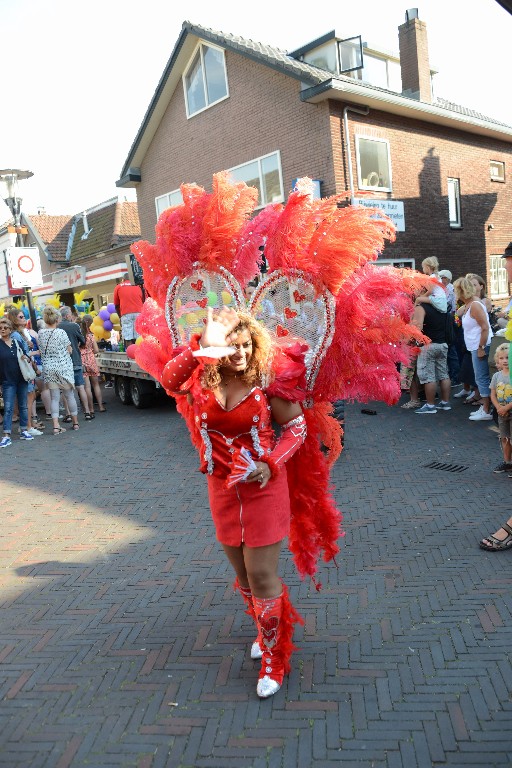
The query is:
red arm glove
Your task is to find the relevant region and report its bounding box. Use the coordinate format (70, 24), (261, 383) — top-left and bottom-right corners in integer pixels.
(161, 344), (199, 393)
(262, 415), (307, 477)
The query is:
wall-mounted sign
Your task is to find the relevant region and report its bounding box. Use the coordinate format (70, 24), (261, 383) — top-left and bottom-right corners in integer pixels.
(6, 247), (43, 288)
(292, 179), (322, 199)
(353, 198), (405, 232)
(52, 266), (87, 292)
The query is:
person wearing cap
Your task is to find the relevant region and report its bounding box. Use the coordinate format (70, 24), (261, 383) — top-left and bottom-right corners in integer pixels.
(438, 270), (455, 313)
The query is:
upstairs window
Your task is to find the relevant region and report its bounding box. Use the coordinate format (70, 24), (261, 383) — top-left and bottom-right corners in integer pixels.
(228, 152), (284, 208)
(183, 43), (228, 117)
(356, 136), (392, 192)
(490, 161), (505, 182)
(447, 178), (462, 228)
(155, 189), (183, 218)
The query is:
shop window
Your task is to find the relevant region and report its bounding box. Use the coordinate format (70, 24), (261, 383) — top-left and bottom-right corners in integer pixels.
(490, 255), (509, 298)
(490, 161), (505, 182)
(447, 178), (462, 228)
(356, 136), (392, 192)
(183, 43), (228, 118)
(228, 151), (284, 208)
(155, 189), (183, 218)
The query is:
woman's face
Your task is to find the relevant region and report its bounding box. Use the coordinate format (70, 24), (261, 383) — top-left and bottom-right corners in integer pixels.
(0, 322), (12, 339)
(471, 278), (482, 296)
(221, 328), (253, 374)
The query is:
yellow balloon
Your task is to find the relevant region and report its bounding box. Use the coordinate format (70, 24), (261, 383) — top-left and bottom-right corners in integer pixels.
(221, 291), (232, 305)
(92, 315), (103, 325)
(135, 336), (143, 345)
(110, 312), (119, 323)
(113, 323), (121, 331)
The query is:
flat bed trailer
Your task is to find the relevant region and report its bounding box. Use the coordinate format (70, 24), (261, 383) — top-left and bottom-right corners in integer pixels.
(97, 351), (166, 408)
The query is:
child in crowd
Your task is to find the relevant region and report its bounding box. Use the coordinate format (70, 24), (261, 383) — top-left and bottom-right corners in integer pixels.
(490, 343), (512, 473)
(415, 257), (448, 313)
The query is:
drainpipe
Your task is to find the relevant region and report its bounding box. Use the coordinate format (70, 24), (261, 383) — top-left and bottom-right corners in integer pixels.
(343, 105), (369, 204)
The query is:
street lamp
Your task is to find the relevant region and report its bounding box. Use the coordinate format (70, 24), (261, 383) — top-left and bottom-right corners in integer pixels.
(0, 169), (37, 328)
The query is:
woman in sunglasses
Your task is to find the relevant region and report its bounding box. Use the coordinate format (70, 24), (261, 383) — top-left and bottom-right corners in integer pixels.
(0, 317), (34, 447)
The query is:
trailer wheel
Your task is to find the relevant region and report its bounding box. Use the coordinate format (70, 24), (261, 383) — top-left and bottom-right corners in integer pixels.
(130, 379), (153, 409)
(115, 376), (132, 405)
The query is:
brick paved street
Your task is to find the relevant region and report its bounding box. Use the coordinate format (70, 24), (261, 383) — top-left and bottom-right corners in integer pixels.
(1, 388), (511, 767)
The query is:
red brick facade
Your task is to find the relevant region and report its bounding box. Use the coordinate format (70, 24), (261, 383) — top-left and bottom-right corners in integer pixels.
(134, 45), (512, 300)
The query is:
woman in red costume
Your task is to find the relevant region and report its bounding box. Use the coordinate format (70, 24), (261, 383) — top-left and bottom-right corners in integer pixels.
(161, 305), (306, 698)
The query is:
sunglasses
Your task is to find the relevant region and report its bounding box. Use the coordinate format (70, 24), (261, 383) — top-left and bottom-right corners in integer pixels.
(17, 315), (25, 319)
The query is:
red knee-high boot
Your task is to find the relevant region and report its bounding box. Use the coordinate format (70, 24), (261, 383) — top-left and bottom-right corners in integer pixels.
(233, 579), (263, 659)
(253, 582), (304, 698)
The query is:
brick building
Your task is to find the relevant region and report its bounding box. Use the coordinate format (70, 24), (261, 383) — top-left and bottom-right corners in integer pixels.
(117, 11), (512, 302)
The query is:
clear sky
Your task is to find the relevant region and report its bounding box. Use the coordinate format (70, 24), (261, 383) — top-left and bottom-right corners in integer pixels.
(0, 0), (510, 219)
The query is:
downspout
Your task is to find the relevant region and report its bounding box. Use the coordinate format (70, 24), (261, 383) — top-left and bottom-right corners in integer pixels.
(343, 105), (369, 204)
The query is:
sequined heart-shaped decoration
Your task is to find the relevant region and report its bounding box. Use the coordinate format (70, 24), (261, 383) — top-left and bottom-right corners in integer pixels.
(259, 617), (279, 649)
(276, 325), (289, 337)
(166, 267), (245, 346)
(284, 307), (297, 319)
(293, 290), (306, 303)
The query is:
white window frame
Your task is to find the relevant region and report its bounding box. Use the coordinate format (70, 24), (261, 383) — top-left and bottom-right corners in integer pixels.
(355, 135), (393, 192)
(182, 41), (229, 119)
(155, 188), (183, 218)
(447, 177), (462, 229)
(228, 151), (285, 209)
(490, 160), (505, 182)
(490, 254), (509, 299)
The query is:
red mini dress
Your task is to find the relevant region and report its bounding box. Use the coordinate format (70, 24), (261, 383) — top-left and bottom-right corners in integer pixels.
(195, 387), (291, 548)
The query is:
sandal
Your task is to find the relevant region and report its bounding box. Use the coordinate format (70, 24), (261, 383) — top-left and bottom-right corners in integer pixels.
(53, 427), (66, 435)
(401, 400), (421, 409)
(72, 423), (80, 431)
(99, 406), (106, 412)
(84, 413), (92, 420)
(480, 523), (512, 551)
(63, 415), (72, 423)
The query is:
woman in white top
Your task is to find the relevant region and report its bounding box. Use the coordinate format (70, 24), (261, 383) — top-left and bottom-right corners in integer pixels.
(453, 277), (493, 421)
(38, 306), (79, 434)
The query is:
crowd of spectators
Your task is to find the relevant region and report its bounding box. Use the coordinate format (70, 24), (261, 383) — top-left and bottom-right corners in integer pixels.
(0, 304), (109, 446)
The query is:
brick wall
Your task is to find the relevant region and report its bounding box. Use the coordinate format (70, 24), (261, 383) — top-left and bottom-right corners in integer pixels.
(330, 102), (512, 287)
(137, 50), (335, 242)
(135, 47), (512, 299)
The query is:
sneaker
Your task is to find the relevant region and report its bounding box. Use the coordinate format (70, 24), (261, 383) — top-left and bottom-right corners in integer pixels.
(469, 407), (493, 421)
(104, 381), (114, 389)
(493, 461), (512, 473)
(436, 401), (452, 411)
(0, 436), (12, 448)
(464, 391), (476, 404)
(27, 427), (43, 436)
(401, 400), (421, 409)
(415, 403), (437, 414)
(19, 430), (34, 440)
(453, 389), (471, 399)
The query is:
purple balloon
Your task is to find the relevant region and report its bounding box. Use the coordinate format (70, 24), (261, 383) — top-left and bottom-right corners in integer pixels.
(99, 309), (110, 320)
(107, 303), (116, 314)
(103, 320), (113, 331)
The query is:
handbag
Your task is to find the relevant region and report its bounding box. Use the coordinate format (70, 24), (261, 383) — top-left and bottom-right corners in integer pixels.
(14, 339), (37, 382)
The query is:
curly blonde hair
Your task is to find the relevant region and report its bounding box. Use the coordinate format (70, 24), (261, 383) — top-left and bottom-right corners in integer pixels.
(494, 343), (510, 365)
(201, 311), (273, 390)
(453, 277), (476, 302)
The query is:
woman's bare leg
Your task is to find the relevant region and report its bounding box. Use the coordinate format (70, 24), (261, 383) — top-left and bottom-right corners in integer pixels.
(91, 376), (104, 410)
(222, 541), (282, 597)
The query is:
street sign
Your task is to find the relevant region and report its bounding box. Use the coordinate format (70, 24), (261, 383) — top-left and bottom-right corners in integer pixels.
(6, 247), (43, 288)
(353, 198), (405, 232)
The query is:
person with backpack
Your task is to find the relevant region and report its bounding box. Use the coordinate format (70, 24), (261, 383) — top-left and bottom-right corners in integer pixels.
(411, 299), (452, 414)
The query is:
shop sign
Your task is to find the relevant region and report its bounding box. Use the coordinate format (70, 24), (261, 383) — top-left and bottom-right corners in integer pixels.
(353, 198), (405, 232)
(52, 266), (87, 291)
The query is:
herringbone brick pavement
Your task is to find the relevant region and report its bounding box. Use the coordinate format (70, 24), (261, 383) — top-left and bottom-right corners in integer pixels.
(0, 389), (511, 767)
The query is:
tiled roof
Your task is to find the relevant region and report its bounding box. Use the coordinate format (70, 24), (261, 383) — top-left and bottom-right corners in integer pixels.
(68, 200), (140, 263)
(434, 97), (510, 128)
(185, 22), (327, 85)
(27, 214), (74, 262)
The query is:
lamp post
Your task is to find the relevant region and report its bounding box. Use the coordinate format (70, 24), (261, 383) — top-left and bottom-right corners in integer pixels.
(0, 169), (37, 329)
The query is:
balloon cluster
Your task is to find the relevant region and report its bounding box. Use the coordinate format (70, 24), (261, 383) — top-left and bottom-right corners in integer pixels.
(90, 302), (121, 341)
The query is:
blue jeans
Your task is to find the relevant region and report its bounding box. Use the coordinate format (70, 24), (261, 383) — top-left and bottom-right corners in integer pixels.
(2, 379), (29, 434)
(471, 346), (491, 397)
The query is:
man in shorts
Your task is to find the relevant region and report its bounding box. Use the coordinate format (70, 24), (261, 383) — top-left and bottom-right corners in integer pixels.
(59, 306), (91, 418)
(411, 302), (451, 414)
(113, 273), (144, 347)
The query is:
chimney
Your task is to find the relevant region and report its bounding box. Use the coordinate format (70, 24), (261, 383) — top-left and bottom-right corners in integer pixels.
(398, 9), (432, 103)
